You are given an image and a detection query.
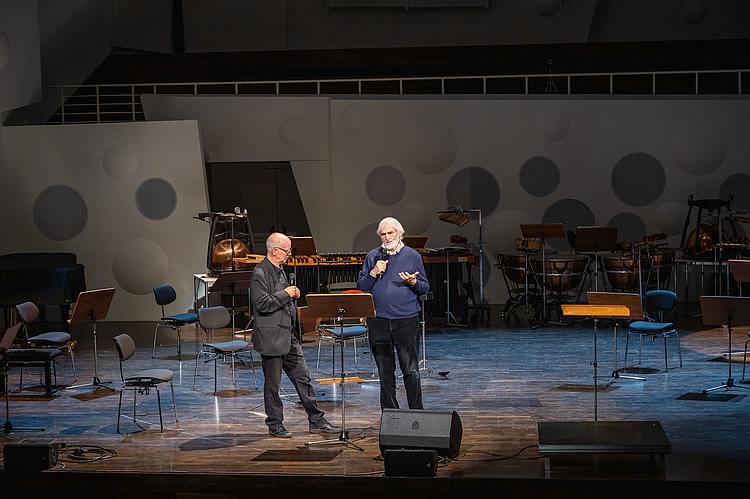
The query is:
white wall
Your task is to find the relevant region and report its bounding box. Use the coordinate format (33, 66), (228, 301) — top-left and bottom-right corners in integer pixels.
(139, 94), (750, 305)
(1, 120), (208, 321)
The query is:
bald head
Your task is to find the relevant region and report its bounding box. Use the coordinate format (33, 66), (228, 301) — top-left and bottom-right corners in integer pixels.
(266, 232), (291, 254)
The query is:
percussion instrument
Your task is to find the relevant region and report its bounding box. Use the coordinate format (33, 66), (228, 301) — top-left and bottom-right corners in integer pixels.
(647, 247), (676, 287)
(530, 254), (588, 293)
(496, 251), (529, 286)
(212, 239), (252, 270)
(684, 223), (719, 258)
(602, 253), (650, 292)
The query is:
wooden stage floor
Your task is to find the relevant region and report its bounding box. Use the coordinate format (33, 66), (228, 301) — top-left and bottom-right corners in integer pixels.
(1, 315), (750, 498)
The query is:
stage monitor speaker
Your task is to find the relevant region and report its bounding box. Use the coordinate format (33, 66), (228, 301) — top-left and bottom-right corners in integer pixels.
(3, 443), (58, 473)
(379, 409), (462, 459)
(384, 449), (437, 477)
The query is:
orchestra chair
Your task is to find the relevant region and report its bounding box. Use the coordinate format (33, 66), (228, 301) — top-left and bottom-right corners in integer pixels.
(624, 290), (683, 372)
(193, 306), (257, 394)
(313, 290), (373, 377)
(152, 284), (199, 358)
(113, 333), (177, 433)
(15, 301), (76, 380)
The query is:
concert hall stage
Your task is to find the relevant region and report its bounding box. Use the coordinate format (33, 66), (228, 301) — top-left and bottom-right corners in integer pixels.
(1, 316), (749, 498)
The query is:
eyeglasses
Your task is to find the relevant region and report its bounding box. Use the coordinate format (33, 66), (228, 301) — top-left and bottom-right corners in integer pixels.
(273, 246), (292, 256)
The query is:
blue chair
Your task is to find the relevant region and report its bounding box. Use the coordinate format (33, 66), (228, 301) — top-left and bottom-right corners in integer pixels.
(152, 285), (199, 358)
(624, 290), (682, 372)
(16, 301), (76, 380)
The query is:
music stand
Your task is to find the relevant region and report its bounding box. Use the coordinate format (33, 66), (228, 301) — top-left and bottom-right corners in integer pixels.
(701, 279), (750, 394)
(66, 288), (116, 391)
(290, 236), (317, 256)
(522, 223), (565, 327)
(1, 323), (46, 434)
(560, 304), (632, 421)
(575, 226), (618, 292)
(587, 292), (646, 385)
(209, 271), (254, 333)
(304, 293), (375, 451)
(402, 236), (428, 249)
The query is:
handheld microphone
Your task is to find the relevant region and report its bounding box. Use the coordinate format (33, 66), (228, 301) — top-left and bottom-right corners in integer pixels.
(289, 272), (296, 286)
(378, 246), (389, 279)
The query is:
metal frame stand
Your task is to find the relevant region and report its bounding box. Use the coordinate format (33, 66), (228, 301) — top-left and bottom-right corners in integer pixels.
(418, 292), (434, 373)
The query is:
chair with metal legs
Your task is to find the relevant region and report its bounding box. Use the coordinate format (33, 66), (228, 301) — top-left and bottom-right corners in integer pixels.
(113, 333), (177, 433)
(193, 306), (257, 393)
(152, 285), (199, 358)
(15, 301), (76, 382)
(624, 290), (683, 372)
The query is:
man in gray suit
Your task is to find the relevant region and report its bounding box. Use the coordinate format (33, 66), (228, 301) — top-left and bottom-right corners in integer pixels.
(250, 232), (338, 438)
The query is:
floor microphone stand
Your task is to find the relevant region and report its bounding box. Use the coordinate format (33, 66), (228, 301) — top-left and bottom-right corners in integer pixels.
(418, 292), (434, 373)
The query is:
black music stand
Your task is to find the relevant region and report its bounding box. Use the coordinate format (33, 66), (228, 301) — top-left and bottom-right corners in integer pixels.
(521, 223), (565, 327)
(1, 323), (46, 434)
(67, 288), (115, 391)
(587, 292), (646, 385)
(304, 292), (375, 451)
(209, 271), (254, 333)
(700, 295), (750, 393)
(575, 226), (618, 292)
(290, 236), (317, 256)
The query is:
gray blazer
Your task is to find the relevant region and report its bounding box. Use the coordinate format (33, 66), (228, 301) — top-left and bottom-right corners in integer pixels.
(250, 257), (296, 356)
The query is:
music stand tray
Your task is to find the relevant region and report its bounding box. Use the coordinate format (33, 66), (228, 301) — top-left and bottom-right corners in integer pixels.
(304, 293), (375, 451)
(575, 226), (618, 253)
(67, 288), (115, 391)
(699, 295), (750, 393)
(290, 236), (317, 256)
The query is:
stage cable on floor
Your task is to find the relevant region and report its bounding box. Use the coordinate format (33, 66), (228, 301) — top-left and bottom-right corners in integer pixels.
(56, 443), (118, 464)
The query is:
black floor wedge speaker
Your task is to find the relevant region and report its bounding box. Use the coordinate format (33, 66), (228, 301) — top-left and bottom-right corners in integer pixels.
(379, 409), (462, 459)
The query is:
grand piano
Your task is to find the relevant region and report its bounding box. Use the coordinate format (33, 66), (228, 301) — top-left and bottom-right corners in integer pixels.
(0, 253), (86, 331)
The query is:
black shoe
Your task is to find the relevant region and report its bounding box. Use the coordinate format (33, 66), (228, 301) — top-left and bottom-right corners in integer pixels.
(309, 421), (341, 434)
(269, 426), (292, 438)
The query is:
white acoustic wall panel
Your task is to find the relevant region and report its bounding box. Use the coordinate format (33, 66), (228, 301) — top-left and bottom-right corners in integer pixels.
(2, 120), (208, 321)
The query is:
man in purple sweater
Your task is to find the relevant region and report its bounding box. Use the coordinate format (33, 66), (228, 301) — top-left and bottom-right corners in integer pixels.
(357, 217), (430, 409)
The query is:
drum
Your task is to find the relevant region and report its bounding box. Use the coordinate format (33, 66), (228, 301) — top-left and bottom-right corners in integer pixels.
(648, 248), (676, 287)
(496, 251), (528, 286)
(603, 253), (651, 292)
(530, 255), (588, 293)
(684, 223), (719, 258)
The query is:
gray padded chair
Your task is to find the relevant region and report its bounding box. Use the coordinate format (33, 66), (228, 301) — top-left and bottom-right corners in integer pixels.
(15, 301), (76, 379)
(113, 333), (177, 433)
(193, 306), (257, 393)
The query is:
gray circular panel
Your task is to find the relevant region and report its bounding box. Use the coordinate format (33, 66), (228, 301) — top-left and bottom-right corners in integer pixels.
(542, 199), (595, 250)
(352, 223), (380, 253)
(136, 178), (177, 220)
(33, 185), (88, 241)
(340, 104), (373, 136)
(520, 156), (560, 197)
(720, 173), (750, 214)
(366, 166), (406, 206)
(446, 166), (500, 216)
(103, 144), (139, 180)
(611, 152), (665, 207)
(112, 238), (169, 295)
(608, 212), (647, 244)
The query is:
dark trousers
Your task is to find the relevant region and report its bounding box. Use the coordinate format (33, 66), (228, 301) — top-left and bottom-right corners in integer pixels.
(367, 315), (423, 410)
(261, 335), (325, 429)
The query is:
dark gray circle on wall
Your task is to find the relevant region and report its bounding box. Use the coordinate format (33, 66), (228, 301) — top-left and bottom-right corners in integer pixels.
(519, 156), (560, 197)
(352, 223), (380, 253)
(542, 198), (595, 250)
(720, 173), (750, 214)
(33, 185), (88, 241)
(446, 166), (500, 216)
(611, 152), (665, 207)
(366, 165), (406, 206)
(136, 178), (177, 220)
(608, 212), (647, 244)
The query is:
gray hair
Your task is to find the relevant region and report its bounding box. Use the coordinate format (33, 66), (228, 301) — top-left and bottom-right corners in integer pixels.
(376, 217), (405, 237)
